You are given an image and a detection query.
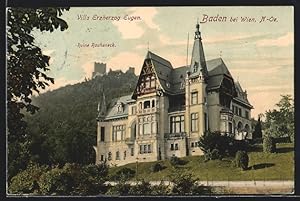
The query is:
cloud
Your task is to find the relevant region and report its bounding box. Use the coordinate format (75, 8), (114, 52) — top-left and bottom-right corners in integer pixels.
(107, 52), (144, 73)
(128, 7), (159, 30)
(256, 32), (294, 47)
(112, 20), (144, 39)
(112, 7), (159, 39)
(247, 84), (293, 92)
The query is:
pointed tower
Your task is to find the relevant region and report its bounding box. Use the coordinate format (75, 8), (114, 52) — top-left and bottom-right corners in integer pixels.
(185, 21), (209, 156)
(97, 91), (106, 122)
(189, 22), (208, 79)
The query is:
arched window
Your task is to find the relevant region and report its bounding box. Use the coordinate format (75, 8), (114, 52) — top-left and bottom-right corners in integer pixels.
(116, 151), (120, 160)
(237, 122), (243, 132)
(108, 152), (112, 161)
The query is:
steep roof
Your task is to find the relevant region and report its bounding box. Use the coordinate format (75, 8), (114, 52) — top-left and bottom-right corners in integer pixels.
(206, 58), (233, 90)
(234, 81), (253, 108)
(146, 51), (174, 94)
(141, 53), (237, 94)
(105, 94), (134, 120)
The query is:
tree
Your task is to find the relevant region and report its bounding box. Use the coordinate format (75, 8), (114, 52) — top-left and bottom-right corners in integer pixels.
(235, 151), (249, 170)
(8, 162), (49, 195)
(252, 116), (263, 139)
(7, 7), (69, 179)
(264, 95), (294, 142)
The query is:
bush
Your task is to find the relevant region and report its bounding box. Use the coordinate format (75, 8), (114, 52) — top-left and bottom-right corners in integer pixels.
(263, 136), (276, 153)
(151, 181), (171, 195)
(170, 156), (185, 166)
(199, 131), (243, 160)
(235, 151), (249, 170)
(111, 167), (135, 181)
(211, 149), (221, 160)
(105, 180), (131, 196)
(150, 162), (164, 172)
(170, 171), (211, 195)
(128, 179), (152, 195)
(75, 162), (109, 195)
(8, 162), (49, 194)
(38, 163), (78, 195)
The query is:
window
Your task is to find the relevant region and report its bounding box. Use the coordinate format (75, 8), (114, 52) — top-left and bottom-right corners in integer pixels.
(238, 108), (242, 116)
(101, 155), (104, 161)
(152, 100), (155, 107)
(124, 151), (127, 160)
(191, 142), (194, 147)
(100, 127), (105, 142)
(191, 92), (198, 105)
(171, 143), (179, 151)
(191, 113), (199, 132)
(117, 103), (123, 113)
(170, 115), (185, 133)
(144, 101), (150, 109)
(245, 111), (249, 119)
(193, 62), (199, 73)
(140, 144), (151, 154)
(229, 122), (233, 133)
(116, 151), (120, 160)
(108, 152), (112, 161)
(112, 125), (126, 141)
(132, 106), (136, 115)
(131, 148), (134, 156)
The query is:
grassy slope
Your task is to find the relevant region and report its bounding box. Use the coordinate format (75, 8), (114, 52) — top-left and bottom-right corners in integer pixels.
(108, 143), (294, 181)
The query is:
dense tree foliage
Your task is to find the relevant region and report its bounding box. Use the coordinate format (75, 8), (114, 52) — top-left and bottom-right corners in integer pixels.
(252, 116), (263, 139)
(263, 136), (276, 153)
(264, 95), (294, 142)
(25, 71), (138, 166)
(198, 131), (249, 161)
(9, 162), (109, 195)
(7, 7), (69, 179)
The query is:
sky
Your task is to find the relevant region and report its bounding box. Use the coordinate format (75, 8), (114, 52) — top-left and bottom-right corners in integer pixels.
(31, 6), (294, 118)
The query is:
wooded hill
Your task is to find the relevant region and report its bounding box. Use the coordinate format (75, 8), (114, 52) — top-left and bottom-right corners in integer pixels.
(24, 70), (138, 166)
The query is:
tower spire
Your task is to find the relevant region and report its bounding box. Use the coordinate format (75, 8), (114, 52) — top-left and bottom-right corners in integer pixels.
(195, 20), (201, 40)
(189, 20), (208, 79)
(97, 90), (106, 121)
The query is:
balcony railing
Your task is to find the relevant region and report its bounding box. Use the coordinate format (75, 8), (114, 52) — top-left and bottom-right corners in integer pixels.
(164, 132), (187, 139)
(168, 105), (185, 113)
(137, 107), (159, 114)
(125, 138), (134, 145)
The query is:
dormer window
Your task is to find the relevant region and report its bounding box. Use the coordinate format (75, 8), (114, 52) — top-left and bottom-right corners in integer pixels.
(193, 62), (199, 73)
(116, 102), (123, 113)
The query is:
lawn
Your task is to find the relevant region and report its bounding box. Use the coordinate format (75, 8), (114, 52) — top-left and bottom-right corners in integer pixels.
(108, 143), (294, 181)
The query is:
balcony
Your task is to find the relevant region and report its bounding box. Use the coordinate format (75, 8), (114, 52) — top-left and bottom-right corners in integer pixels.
(164, 132), (187, 140)
(168, 105), (185, 113)
(125, 138), (135, 145)
(137, 107), (159, 115)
